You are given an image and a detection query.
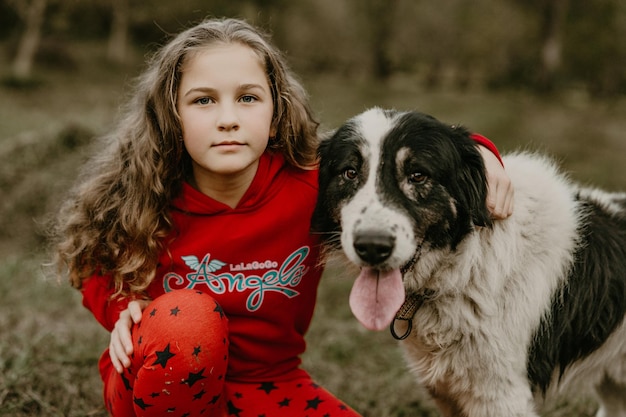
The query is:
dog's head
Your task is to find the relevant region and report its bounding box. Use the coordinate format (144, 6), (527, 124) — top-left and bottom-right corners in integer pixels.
(312, 108), (491, 330)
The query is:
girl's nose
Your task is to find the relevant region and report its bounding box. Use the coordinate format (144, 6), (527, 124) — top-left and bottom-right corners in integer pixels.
(217, 103), (239, 131)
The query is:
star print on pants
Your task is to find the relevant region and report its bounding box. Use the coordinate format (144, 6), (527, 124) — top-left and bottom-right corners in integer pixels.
(170, 306), (181, 316)
(133, 396), (153, 410)
(182, 368), (207, 387)
(120, 372), (131, 391)
(193, 388), (206, 400)
(277, 397), (291, 407)
(152, 343), (175, 368)
(257, 381), (278, 394)
(214, 301), (225, 319)
(192, 345), (201, 357)
(305, 396), (324, 410)
(227, 400), (243, 416)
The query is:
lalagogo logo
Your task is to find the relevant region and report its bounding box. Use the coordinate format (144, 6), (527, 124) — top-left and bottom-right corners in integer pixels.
(163, 246), (310, 311)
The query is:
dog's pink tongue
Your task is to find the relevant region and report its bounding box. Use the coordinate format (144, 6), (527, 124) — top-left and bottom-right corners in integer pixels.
(349, 267), (405, 331)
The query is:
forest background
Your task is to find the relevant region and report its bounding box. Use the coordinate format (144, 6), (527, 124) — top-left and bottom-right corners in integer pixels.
(1, 0), (626, 415)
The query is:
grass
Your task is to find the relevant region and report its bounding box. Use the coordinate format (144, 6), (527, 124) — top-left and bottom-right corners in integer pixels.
(2, 41), (625, 416)
(0, 257), (109, 416)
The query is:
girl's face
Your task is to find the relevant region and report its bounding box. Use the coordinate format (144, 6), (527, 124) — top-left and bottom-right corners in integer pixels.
(177, 43), (275, 191)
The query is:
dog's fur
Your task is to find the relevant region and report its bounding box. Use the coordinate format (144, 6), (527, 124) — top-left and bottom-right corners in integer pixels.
(312, 108), (626, 417)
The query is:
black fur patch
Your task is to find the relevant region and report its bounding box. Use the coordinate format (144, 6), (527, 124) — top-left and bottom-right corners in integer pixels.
(528, 195), (626, 393)
(311, 120), (367, 242)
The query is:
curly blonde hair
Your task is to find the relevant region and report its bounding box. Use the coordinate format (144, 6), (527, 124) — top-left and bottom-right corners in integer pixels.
(53, 18), (319, 295)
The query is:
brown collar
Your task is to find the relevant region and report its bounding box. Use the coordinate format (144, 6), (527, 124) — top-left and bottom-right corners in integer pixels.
(390, 290), (435, 340)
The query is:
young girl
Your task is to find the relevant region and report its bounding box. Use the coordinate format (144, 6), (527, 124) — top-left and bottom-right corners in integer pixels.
(53, 18), (512, 417)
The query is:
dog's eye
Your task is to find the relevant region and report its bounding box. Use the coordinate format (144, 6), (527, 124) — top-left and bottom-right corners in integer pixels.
(342, 168), (358, 180)
(409, 172), (427, 184)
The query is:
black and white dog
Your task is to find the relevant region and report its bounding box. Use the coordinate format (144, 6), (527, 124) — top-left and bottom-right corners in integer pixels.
(312, 108), (626, 417)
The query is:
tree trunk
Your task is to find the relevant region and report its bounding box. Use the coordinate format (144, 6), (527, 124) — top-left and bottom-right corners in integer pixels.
(11, 0), (47, 79)
(362, 0), (398, 81)
(107, 0), (130, 64)
(538, 0), (570, 91)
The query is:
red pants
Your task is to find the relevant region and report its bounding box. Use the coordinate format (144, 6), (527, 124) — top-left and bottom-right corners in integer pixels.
(101, 290), (360, 417)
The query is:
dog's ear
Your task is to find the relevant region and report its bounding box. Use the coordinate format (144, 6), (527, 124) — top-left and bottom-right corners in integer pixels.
(452, 129), (493, 228)
(311, 132), (338, 235)
(319, 128), (337, 142)
(310, 193), (331, 236)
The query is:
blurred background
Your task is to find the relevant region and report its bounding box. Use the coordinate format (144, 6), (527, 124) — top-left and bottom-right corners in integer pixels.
(1, 0), (625, 415)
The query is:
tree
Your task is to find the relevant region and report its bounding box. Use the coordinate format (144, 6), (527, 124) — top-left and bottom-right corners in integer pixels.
(504, 0), (570, 91)
(367, 0), (399, 80)
(565, 0), (625, 96)
(357, 0), (400, 81)
(9, 0), (47, 79)
(537, 0), (570, 90)
(107, 0), (130, 64)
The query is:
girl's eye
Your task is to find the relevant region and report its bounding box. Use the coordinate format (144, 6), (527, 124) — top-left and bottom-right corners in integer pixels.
(342, 168), (358, 180)
(240, 95), (257, 103)
(194, 97), (213, 105)
(409, 172), (427, 184)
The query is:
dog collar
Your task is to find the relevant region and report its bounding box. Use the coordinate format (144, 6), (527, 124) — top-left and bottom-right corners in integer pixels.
(390, 289), (435, 340)
(391, 239), (427, 340)
(400, 239), (424, 275)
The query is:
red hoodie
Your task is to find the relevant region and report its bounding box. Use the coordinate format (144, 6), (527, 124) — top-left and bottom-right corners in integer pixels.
(82, 151), (322, 383)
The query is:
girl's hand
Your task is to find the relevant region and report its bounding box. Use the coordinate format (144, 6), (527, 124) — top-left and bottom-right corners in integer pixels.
(478, 145), (514, 219)
(109, 299), (151, 373)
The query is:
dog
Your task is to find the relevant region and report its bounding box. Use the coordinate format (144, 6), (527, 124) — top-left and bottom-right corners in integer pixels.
(312, 108), (626, 417)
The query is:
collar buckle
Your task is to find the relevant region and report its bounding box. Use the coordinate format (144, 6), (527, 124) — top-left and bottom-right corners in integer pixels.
(390, 290), (434, 340)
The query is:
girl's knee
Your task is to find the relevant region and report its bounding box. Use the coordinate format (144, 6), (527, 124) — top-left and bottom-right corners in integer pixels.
(132, 289), (229, 374)
(139, 289), (228, 335)
(116, 290), (229, 416)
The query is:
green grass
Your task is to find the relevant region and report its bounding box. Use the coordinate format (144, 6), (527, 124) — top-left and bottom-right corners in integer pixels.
(2, 42), (625, 416)
(0, 256), (109, 416)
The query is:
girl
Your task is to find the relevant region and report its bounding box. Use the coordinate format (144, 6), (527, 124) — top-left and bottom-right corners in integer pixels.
(53, 18), (512, 417)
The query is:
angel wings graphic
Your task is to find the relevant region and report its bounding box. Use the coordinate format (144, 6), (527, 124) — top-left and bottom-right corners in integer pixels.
(182, 254), (227, 273)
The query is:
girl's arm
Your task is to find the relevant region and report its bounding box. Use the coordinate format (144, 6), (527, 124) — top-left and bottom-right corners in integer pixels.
(81, 273), (130, 332)
(471, 133), (514, 219)
(81, 273), (151, 373)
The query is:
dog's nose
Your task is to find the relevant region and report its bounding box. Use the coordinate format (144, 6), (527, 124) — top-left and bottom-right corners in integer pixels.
(353, 232), (395, 264)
